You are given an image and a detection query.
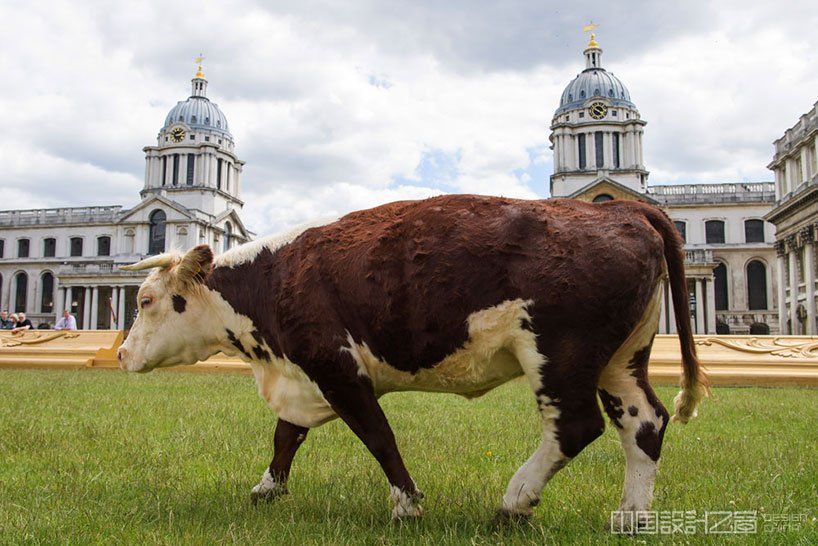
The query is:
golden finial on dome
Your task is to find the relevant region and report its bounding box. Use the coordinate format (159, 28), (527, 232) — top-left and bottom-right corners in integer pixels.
(583, 22), (600, 48)
(194, 53), (205, 79)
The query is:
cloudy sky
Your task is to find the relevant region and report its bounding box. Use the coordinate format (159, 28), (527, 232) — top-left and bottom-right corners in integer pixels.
(1, 0), (816, 235)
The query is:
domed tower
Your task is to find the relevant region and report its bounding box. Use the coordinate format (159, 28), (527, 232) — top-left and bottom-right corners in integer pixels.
(549, 34), (648, 198)
(142, 59), (245, 215)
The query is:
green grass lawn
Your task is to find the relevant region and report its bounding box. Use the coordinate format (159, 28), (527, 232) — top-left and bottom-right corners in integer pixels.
(0, 370), (815, 545)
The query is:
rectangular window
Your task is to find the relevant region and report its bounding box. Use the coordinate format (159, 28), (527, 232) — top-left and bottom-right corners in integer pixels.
(186, 153), (195, 185)
(595, 131), (604, 168)
(217, 158), (223, 189)
(18, 239), (29, 258)
(172, 154), (179, 185)
(43, 238), (56, 257)
(0, 239), (4, 258)
(744, 219), (765, 243)
(578, 112), (584, 118)
(162, 156), (168, 186)
(705, 220), (726, 244)
(674, 221), (686, 243)
(70, 237), (83, 257)
(612, 110), (617, 117)
(97, 236), (111, 256)
(226, 163), (231, 192)
(613, 133), (620, 168)
(577, 134), (586, 169)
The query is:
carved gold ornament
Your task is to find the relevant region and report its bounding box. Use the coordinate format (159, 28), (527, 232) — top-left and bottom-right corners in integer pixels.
(695, 337), (818, 359)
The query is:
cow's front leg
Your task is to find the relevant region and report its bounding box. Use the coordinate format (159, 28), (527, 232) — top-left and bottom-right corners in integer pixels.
(318, 373), (423, 520)
(251, 418), (309, 505)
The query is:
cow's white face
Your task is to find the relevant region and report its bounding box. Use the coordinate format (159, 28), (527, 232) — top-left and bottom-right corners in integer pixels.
(117, 246), (225, 373)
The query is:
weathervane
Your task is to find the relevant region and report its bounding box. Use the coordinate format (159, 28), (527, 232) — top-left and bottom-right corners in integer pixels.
(583, 21), (599, 48)
(195, 53), (205, 78)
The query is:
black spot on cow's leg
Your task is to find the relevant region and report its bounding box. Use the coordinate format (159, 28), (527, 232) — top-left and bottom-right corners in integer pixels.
(598, 389), (624, 429)
(628, 405), (639, 417)
(172, 294), (187, 313)
(635, 421), (666, 462)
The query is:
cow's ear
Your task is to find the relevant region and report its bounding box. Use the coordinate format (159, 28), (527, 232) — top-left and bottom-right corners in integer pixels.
(176, 245), (213, 287)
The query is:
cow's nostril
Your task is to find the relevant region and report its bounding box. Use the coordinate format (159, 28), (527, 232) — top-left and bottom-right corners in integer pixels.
(117, 348), (126, 362)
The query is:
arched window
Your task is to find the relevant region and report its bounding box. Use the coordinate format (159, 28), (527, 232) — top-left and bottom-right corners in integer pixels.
(148, 210), (167, 255)
(97, 236), (111, 256)
(40, 272), (54, 313)
(744, 219), (765, 243)
(14, 272), (28, 313)
(223, 222), (232, 252)
(705, 220), (725, 244)
(70, 237), (83, 257)
(747, 260), (768, 310)
(592, 194), (614, 203)
(43, 238), (56, 257)
(714, 262), (728, 310)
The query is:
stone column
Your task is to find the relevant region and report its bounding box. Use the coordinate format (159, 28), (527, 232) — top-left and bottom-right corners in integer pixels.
(64, 287), (73, 318)
(90, 286), (99, 330)
(55, 287), (64, 320)
(82, 287), (92, 330)
(117, 287), (127, 330)
(788, 238), (799, 334)
(179, 154), (188, 186)
(658, 281), (667, 334)
(776, 242), (787, 334)
(585, 132), (594, 171)
(802, 228), (816, 334)
(667, 283), (677, 334)
(694, 278), (704, 334)
(110, 287), (118, 329)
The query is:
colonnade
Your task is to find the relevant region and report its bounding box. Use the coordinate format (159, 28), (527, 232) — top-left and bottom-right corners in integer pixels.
(776, 225), (817, 334)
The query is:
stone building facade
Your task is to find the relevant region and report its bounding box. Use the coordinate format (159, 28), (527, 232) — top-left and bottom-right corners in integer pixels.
(550, 34), (779, 335)
(765, 101), (818, 334)
(0, 63), (250, 329)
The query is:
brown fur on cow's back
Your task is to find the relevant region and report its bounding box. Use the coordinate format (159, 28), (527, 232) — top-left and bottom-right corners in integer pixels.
(257, 194), (665, 373)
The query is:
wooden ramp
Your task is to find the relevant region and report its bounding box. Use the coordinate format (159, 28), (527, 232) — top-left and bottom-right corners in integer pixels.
(2, 331), (818, 387)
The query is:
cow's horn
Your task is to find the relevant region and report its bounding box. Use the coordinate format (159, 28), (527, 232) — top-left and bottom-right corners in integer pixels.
(119, 254), (178, 271)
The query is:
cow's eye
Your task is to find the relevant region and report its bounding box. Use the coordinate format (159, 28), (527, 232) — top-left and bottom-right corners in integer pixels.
(140, 297), (153, 309)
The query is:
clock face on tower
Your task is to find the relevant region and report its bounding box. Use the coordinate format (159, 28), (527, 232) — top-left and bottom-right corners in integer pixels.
(589, 102), (608, 120)
(170, 127), (186, 142)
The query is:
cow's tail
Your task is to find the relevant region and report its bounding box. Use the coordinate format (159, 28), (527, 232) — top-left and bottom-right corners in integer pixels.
(641, 205), (710, 424)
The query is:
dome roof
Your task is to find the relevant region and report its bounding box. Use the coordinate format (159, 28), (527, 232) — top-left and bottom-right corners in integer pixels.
(163, 96), (230, 137)
(556, 68), (634, 114)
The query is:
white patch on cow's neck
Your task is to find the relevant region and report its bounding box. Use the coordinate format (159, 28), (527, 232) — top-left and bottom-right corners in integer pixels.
(214, 216), (339, 268)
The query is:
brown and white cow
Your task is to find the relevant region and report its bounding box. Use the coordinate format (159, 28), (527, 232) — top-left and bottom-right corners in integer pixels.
(118, 194), (708, 527)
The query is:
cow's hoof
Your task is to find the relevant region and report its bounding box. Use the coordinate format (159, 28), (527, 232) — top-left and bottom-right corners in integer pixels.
(249, 484), (288, 506)
(491, 508), (531, 527)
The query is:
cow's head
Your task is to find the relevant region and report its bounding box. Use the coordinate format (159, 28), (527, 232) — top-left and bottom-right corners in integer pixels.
(117, 245), (226, 373)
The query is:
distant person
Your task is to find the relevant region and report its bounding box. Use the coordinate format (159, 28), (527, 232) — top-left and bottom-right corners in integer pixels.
(0, 311), (14, 329)
(11, 312), (33, 334)
(54, 310), (78, 331)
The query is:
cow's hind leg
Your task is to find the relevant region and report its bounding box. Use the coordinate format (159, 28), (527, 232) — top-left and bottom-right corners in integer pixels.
(598, 285), (668, 532)
(251, 418), (309, 504)
(497, 334), (606, 521)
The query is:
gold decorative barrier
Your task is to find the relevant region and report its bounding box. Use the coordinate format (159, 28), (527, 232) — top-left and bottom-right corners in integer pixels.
(0, 330), (123, 370)
(2, 332), (817, 387)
